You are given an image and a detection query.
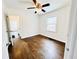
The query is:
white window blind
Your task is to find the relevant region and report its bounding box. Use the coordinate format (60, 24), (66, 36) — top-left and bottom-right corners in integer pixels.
(47, 17), (57, 32)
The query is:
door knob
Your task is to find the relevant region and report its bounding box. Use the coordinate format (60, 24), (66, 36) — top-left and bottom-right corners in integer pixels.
(6, 42), (11, 46)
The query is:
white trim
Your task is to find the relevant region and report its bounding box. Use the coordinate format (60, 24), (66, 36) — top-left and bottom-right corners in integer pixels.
(64, 0), (77, 59)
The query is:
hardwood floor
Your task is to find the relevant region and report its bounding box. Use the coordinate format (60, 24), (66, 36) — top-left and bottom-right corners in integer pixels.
(8, 35), (65, 59)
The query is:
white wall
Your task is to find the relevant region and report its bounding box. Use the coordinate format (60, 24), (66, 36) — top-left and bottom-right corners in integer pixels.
(6, 9), (39, 38)
(39, 6), (71, 43)
(19, 12), (39, 38)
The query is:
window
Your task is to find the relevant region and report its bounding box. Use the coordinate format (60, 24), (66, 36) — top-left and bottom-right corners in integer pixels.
(47, 17), (57, 32)
(8, 16), (19, 31)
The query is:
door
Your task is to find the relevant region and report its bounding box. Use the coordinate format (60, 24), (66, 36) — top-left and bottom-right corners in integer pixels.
(6, 16), (20, 45)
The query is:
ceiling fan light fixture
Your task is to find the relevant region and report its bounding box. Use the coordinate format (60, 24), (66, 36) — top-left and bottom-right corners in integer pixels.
(36, 8), (41, 12)
(27, 0), (50, 14)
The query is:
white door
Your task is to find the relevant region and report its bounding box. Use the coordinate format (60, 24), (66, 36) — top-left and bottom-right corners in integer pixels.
(7, 16), (20, 45)
(2, 14), (9, 59)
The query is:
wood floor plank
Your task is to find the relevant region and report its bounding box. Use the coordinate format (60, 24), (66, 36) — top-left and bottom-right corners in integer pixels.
(8, 35), (65, 59)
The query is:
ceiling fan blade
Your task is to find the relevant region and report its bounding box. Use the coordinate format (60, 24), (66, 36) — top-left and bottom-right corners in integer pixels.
(42, 9), (46, 12)
(27, 7), (35, 9)
(33, 0), (37, 5)
(42, 3), (50, 7)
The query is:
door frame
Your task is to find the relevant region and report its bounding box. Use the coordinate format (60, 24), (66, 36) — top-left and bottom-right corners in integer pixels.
(2, 13), (9, 59)
(64, 0), (77, 59)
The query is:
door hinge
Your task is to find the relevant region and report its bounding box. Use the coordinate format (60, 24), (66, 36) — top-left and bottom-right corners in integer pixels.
(66, 48), (69, 51)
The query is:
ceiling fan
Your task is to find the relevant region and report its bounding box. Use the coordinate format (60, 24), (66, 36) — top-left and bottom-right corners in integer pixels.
(27, 0), (50, 13)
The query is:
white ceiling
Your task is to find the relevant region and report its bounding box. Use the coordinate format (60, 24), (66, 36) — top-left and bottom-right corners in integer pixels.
(4, 0), (71, 14)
